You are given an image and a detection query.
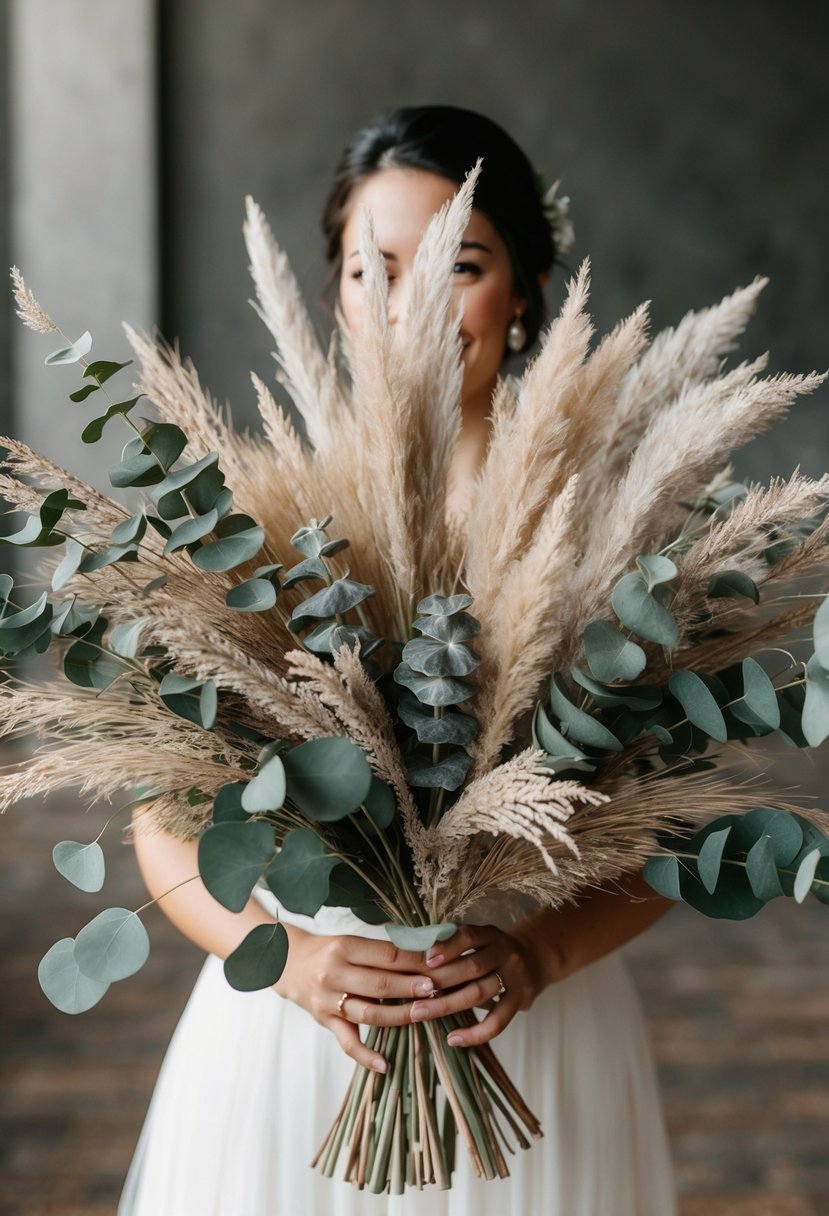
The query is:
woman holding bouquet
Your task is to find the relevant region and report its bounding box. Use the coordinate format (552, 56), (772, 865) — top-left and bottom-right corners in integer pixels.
(120, 106), (677, 1215)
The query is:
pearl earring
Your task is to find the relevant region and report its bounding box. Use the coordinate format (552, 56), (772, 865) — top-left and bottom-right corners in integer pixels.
(507, 313), (527, 353)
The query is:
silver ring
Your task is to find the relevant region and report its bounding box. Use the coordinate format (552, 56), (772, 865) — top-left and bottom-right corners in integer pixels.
(337, 992), (349, 1017)
(492, 972), (507, 1003)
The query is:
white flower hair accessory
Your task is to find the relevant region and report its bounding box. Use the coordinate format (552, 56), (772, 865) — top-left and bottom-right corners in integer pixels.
(536, 175), (575, 258)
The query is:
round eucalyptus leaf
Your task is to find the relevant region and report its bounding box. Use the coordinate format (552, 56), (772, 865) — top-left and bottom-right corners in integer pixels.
(363, 777), (396, 829)
(643, 855), (682, 900)
(226, 578), (278, 612)
(213, 781), (251, 823)
(611, 572), (678, 647)
(52, 840), (105, 893)
(777, 682), (810, 749)
(743, 808), (803, 866)
(385, 923), (457, 951)
(283, 737), (372, 820)
(397, 695), (478, 745)
(288, 577), (375, 633)
(223, 922), (289, 992)
(668, 671), (727, 742)
(325, 864), (382, 910)
(814, 594), (829, 669)
(635, 555), (678, 591)
(393, 664), (476, 706)
(707, 569), (760, 604)
(241, 754), (287, 813)
(45, 330), (93, 365)
(265, 828), (338, 916)
(281, 555), (329, 589)
(141, 421), (187, 469)
(110, 512), (148, 547)
(150, 451), (219, 496)
(802, 653), (829, 747)
(570, 666), (661, 711)
(416, 593), (472, 616)
(401, 636), (479, 678)
(109, 618), (147, 659)
(745, 834), (785, 901)
(679, 861), (765, 920)
(794, 847), (821, 904)
(38, 938), (110, 1014)
(412, 611), (480, 643)
(407, 748), (472, 791)
(732, 658), (780, 731)
(191, 516), (264, 573)
(198, 821), (276, 912)
(582, 620), (646, 682)
(158, 673), (218, 730)
(697, 826), (731, 895)
(74, 908), (150, 982)
(163, 508), (219, 554)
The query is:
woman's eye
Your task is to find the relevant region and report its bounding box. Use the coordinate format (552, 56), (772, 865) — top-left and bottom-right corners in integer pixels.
(453, 261), (483, 277)
(350, 269), (364, 281)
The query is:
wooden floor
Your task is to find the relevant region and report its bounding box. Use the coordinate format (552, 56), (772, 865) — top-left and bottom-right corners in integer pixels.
(2, 777), (829, 1216)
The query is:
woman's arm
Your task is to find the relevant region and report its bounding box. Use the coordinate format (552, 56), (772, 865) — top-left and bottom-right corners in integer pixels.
(401, 873), (673, 1047)
(131, 820), (444, 1072)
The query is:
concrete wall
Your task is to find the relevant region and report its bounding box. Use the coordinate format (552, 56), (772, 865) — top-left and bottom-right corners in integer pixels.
(8, 0), (158, 491)
(161, 0), (829, 485)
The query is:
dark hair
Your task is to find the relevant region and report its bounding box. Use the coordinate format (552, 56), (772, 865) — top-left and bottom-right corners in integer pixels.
(322, 105), (558, 352)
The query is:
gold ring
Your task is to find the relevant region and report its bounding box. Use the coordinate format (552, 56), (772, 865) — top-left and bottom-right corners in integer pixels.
(337, 992), (349, 1016)
(493, 972), (507, 1002)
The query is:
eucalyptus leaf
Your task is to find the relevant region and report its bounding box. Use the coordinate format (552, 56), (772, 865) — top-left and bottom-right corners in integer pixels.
(241, 754), (287, 813)
(397, 694), (478, 745)
(140, 421), (187, 469)
(362, 777), (396, 829)
(611, 572), (678, 646)
(158, 673), (218, 729)
(697, 826), (731, 894)
(38, 938), (109, 1014)
(582, 620), (647, 683)
(198, 821), (276, 912)
(745, 834), (785, 901)
(150, 451), (219, 497)
(384, 923), (458, 951)
(393, 664), (476, 706)
(635, 555), (678, 591)
(52, 840), (105, 893)
(265, 828), (338, 916)
(45, 330), (93, 365)
(81, 399), (140, 444)
(532, 702), (589, 761)
(402, 635), (479, 678)
(191, 515), (264, 573)
(743, 808), (803, 866)
(283, 737), (372, 821)
(416, 593), (472, 615)
(668, 671), (727, 742)
(69, 383), (100, 403)
(794, 848), (821, 903)
(814, 594), (829, 669)
(707, 569), (760, 603)
(84, 358), (132, 384)
(281, 556), (329, 588)
(110, 513), (148, 547)
(288, 578), (376, 633)
(163, 508), (219, 554)
(643, 855), (682, 900)
(407, 748), (472, 791)
(212, 781), (250, 823)
(226, 578), (277, 612)
(570, 667), (661, 711)
(549, 675), (623, 752)
(109, 453), (164, 488)
(802, 653), (829, 747)
(63, 618), (123, 689)
(109, 618), (147, 659)
(73, 908), (150, 982)
(731, 658), (780, 731)
(412, 611), (480, 643)
(224, 922), (289, 992)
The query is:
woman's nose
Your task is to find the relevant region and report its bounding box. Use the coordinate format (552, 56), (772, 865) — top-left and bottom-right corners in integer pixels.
(387, 278), (410, 330)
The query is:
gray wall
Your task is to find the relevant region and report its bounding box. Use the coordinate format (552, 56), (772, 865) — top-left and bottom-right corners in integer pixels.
(161, 0), (829, 485)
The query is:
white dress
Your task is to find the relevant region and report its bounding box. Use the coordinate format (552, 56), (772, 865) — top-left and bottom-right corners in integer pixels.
(119, 893), (677, 1216)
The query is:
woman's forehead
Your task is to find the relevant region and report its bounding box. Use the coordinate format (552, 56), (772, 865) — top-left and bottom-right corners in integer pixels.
(341, 167), (500, 257)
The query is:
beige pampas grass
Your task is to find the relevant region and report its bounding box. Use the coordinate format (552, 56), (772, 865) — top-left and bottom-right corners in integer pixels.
(10, 267), (58, 334)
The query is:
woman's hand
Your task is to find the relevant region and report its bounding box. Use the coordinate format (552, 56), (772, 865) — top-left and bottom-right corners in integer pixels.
(408, 922), (550, 1049)
(275, 927), (444, 1073)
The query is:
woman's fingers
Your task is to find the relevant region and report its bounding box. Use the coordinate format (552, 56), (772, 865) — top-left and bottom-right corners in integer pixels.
(425, 923), (493, 969)
(407, 969), (506, 1023)
(342, 935), (429, 972)
(338, 963), (439, 1003)
(328, 1015), (388, 1074)
(445, 997), (519, 1048)
(425, 941), (502, 991)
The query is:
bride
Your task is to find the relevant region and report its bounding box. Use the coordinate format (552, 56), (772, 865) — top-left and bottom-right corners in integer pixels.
(119, 104), (677, 1216)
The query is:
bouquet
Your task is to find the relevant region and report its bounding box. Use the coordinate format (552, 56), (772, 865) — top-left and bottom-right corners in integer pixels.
(4, 170), (829, 1194)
